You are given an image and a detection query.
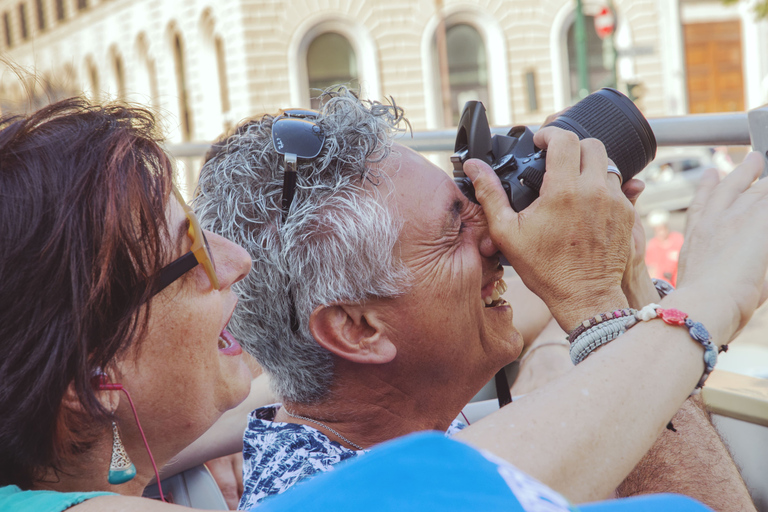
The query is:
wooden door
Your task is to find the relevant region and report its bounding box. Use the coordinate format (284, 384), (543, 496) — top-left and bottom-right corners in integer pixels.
(684, 21), (744, 113)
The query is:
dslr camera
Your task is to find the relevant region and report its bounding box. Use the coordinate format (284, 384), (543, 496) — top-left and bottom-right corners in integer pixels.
(451, 88), (657, 211)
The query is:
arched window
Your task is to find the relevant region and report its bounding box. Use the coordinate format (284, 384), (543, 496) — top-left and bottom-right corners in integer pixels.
(3, 12), (12, 48)
(172, 32), (193, 141)
(215, 36), (230, 115)
(198, 9), (231, 136)
(35, 0), (44, 31)
(18, 3), (29, 41)
(306, 32), (358, 108)
(135, 33), (159, 109)
(113, 51), (126, 100)
(442, 23), (489, 126)
(61, 63), (79, 97)
(87, 58), (99, 101)
(566, 15), (613, 102)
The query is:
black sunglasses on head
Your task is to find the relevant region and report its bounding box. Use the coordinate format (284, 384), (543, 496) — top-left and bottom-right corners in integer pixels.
(271, 109), (326, 333)
(272, 109), (326, 219)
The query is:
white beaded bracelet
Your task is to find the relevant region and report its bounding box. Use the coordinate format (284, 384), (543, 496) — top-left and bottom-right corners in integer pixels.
(569, 316), (633, 365)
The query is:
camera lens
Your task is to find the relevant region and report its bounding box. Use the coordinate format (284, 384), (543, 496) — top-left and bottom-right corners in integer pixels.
(546, 88), (656, 184)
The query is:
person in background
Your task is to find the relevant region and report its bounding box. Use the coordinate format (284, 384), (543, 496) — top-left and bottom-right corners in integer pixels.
(645, 208), (685, 286)
(196, 88), (762, 511)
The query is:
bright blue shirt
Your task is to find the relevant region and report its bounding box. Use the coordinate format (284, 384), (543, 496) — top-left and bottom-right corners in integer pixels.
(254, 432), (713, 512)
(0, 485), (115, 512)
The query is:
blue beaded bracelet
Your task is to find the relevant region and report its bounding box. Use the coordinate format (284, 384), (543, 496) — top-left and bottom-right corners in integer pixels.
(624, 304), (724, 390)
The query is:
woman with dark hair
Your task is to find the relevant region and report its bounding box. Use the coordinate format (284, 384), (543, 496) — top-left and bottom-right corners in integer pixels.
(0, 98), (253, 510)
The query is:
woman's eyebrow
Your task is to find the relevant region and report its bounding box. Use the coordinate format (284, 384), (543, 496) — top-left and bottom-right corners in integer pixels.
(175, 216), (190, 252)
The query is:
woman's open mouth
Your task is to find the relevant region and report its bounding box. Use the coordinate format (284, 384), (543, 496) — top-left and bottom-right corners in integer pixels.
(218, 328), (243, 356)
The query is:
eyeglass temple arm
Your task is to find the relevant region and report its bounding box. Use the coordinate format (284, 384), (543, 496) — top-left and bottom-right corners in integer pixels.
(282, 154), (298, 221)
(153, 252), (199, 295)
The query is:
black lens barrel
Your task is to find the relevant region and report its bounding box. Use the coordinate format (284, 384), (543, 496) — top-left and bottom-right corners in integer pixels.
(546, 88), (656, 184)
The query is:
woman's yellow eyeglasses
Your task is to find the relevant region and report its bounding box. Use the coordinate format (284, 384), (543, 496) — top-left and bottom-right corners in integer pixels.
(153, 185), (219, 295)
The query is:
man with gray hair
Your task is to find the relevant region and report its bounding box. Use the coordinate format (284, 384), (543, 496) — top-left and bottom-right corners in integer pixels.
(195, 88), (759, 511)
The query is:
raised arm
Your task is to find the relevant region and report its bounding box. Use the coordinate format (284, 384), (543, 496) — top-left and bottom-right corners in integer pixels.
(455, 131), (768, 503)
(501, 275), (553, 348)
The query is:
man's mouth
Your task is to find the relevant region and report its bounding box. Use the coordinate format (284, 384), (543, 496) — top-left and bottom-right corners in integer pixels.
(482, 278), (508, 308)
(218, 329), (243, 356)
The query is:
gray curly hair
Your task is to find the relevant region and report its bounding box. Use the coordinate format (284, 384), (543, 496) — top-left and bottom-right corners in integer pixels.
(194, 88), (411, 404)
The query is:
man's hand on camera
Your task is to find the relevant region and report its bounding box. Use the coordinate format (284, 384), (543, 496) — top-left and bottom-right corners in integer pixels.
(462, 127), (633, 332)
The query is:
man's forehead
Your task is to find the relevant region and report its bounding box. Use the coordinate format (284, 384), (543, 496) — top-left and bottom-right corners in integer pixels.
(388, 145), (462, 229)
(389, 145), (452, 194)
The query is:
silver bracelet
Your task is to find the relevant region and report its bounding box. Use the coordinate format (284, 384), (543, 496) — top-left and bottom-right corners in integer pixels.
(570, 316), (632, 365)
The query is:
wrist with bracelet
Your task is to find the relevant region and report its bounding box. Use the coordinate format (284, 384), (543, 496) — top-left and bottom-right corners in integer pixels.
(566, 279), (725, 392)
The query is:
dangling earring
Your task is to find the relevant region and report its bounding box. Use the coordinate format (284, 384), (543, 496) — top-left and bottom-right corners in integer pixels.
(108, 421), (136, 484)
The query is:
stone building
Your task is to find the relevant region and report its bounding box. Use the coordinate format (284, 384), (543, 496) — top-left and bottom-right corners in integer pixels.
(1, 0), (766, 144)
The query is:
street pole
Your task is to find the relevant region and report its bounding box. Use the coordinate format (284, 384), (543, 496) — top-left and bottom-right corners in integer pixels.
(574, 0), (590, 99)
(607, 0), (618, 89)
(435, 0), (453, 126)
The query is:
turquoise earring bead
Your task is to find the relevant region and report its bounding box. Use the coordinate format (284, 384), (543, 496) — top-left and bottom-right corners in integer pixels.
(108, 422), (136, 485)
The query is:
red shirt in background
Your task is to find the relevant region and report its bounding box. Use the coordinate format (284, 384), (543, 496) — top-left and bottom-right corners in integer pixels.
(645, 231), (684, 286)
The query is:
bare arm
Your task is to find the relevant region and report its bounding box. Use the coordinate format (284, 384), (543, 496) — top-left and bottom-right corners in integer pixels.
(509, 318), (570, 396)
(614, 191), (755, 511)
(616, 395), (756, 511)
(502, 274), (552, 348)
(457, 140), (768, 503)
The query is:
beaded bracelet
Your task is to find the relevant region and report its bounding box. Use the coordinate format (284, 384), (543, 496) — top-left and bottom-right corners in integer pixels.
(567, 308), (636, 344)
(652, 278), (675, 299)
(625, 304), (723, 390)
(569, 316), (633, 364)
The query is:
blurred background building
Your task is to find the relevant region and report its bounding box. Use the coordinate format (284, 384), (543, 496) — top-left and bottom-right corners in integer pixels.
(1, 0), (767, 144)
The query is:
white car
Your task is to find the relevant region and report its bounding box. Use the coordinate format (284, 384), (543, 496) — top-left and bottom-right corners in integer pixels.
(633, 147), (717, 216)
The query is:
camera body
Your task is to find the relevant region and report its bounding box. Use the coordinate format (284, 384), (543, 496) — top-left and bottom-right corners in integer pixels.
(451, 88), (657, 212)
(451, 106), (547, 212)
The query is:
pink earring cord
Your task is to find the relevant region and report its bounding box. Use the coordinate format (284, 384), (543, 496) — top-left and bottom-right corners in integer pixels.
(100, 381), (165, 502)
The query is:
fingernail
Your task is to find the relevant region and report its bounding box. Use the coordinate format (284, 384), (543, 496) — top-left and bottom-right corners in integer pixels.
(463, 159), (481, 180)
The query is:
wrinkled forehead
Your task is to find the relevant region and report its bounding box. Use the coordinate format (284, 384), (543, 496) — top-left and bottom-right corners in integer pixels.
(383, 144), (462, 238)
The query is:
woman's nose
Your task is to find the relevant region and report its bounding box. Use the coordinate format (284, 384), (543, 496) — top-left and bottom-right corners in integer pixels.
(206, 231), (252, 289)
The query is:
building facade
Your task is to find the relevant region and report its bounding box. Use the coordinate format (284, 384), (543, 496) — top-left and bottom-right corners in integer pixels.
(1, 0), (767, 144)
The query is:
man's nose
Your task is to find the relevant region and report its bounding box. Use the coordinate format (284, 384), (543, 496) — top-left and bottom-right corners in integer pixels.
(477, 221), (501, 259)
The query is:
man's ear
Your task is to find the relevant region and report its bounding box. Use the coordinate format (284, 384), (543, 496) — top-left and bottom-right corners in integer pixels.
(309, 304), (396, 364)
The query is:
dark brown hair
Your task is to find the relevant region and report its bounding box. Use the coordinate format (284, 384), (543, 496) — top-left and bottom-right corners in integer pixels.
(0, 98), (173, 488)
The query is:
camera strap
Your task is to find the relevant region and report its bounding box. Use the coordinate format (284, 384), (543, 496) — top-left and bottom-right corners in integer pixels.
(494, 369), (512, 407)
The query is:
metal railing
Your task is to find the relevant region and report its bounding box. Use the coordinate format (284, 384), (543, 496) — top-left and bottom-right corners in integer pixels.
(167, 106), (768, 162)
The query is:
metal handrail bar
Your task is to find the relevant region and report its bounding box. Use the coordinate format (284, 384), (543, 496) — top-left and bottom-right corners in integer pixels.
(166, 111), (757, 159)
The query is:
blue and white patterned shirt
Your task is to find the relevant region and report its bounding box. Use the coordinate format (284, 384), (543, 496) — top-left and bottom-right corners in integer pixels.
(239, 404), (466, 510)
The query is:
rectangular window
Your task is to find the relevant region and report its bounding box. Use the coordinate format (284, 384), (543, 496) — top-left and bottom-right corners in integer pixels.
(35, 0), (44, 30)
(18, 3), (28, 40)
(55, 0), (64, 20)
(3, 12), (11, 47)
